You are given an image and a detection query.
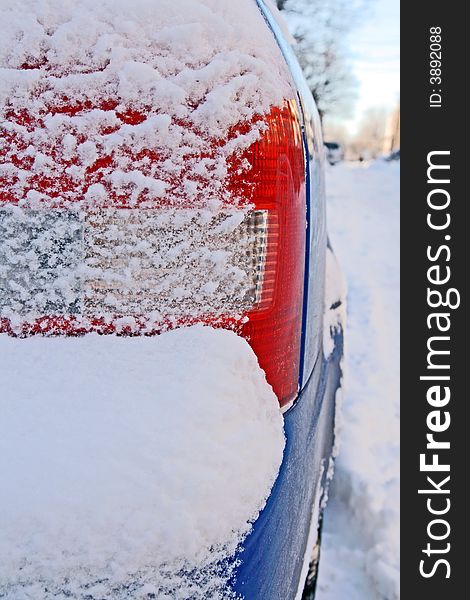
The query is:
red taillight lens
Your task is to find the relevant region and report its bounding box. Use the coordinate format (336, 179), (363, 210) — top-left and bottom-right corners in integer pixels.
(0, 101), (306, 406)
(234, 101), (306, 405)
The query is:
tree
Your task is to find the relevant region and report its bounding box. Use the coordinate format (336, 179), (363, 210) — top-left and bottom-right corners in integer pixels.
(276, 0), (367, 122)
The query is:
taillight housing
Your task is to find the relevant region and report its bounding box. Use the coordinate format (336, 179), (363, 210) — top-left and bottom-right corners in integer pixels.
(0, 100), (306, 407)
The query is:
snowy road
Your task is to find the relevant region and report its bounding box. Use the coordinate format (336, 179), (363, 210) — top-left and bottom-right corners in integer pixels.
(316, 161), (400, 600)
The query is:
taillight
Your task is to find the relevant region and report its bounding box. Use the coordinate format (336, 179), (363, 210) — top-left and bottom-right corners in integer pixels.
(1, 100), (306, 407)
(236, 101), (306, 406)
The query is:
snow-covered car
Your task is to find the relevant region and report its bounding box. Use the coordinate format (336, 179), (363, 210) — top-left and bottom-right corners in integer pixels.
(324, 141), (344, 165)
(0, 1), (344, 599)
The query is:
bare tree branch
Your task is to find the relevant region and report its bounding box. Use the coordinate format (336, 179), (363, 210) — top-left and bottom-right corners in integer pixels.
(277, 0), (369, 122)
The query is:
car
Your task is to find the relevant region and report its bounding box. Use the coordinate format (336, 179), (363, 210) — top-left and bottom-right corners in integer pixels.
(324, 141), (345, 165)
(0, 0), (344, 598)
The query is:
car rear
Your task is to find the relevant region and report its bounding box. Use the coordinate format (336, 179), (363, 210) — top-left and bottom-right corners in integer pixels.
(0, 0), (344, 598)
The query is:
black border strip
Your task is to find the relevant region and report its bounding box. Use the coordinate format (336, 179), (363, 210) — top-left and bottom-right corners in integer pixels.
(401, 2), (465, 597)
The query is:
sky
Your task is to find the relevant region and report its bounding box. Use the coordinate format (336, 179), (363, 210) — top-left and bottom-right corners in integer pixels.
(342, 0), (400, 134)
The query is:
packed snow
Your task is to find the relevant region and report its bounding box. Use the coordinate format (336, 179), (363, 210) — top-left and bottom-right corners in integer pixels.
(0, 326), (285, 599)
(317, 160), (400, 600)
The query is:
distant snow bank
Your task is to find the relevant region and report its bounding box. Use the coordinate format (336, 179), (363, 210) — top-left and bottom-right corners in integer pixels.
(0, 326), (285, 599)
(317, 161), (400, 600)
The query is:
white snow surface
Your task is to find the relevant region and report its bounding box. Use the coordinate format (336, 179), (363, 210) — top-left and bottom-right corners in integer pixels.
(0, 326), (285, 599)
(317, 161), (400, 600)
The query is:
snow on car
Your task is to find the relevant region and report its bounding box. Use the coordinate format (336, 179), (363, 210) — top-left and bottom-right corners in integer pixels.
(0, 1), (344, 598)
(0, 327), (284, 599)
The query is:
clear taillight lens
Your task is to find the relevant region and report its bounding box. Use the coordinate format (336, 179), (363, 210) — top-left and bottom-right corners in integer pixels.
(1, 101), (306, 406)
(1, 207), (267, 318)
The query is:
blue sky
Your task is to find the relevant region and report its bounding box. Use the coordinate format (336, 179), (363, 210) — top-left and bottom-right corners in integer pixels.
(344, 0), (400, 133)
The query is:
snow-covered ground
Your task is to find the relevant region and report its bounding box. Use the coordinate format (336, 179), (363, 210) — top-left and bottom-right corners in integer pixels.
(316, 160), (400, 600)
